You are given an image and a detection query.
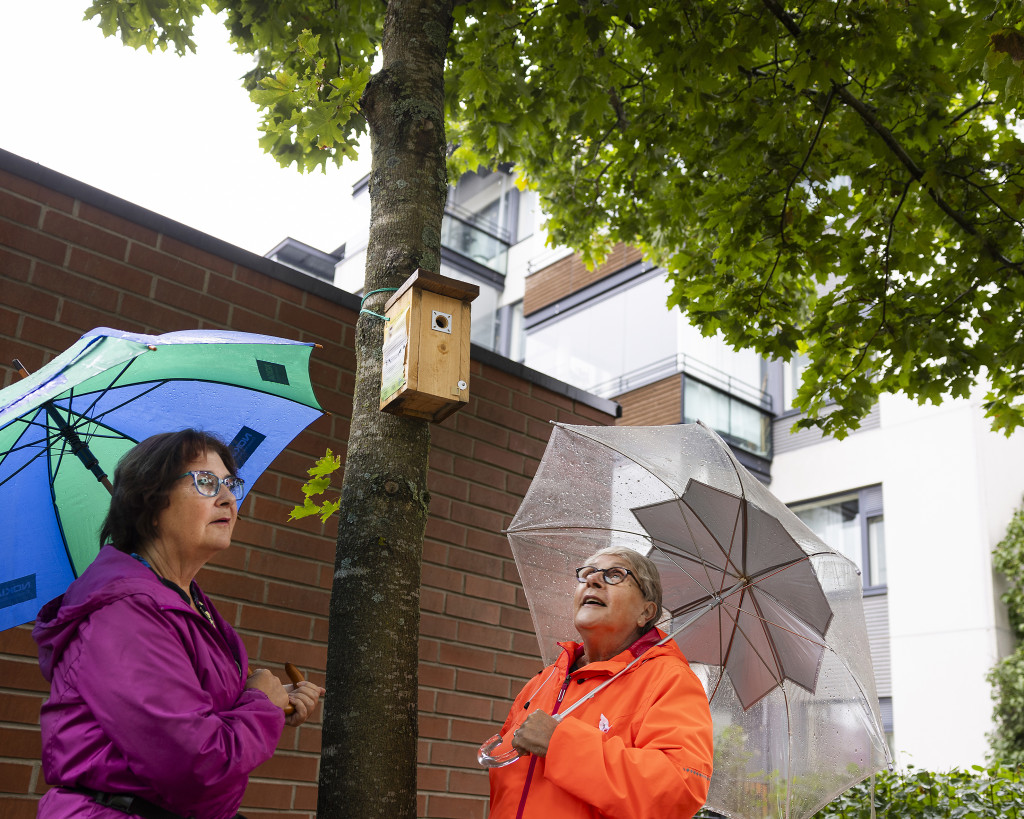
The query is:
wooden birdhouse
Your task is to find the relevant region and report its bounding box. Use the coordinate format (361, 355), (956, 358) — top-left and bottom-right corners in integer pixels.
(379, 269), (480, 423)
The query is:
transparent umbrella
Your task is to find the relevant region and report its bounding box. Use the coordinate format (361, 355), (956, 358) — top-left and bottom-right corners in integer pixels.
(483, 421), (891, 819)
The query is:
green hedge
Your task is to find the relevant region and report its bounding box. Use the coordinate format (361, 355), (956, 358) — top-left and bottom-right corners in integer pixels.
(697, 765), (1024, 819)
(812, 765), (1024, 819)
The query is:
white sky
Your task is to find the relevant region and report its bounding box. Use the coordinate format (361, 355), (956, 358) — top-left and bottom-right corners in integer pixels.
(0, 1), (370, 256)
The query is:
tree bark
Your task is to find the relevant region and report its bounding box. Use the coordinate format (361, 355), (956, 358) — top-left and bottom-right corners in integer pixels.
(317, 0), (455, 816)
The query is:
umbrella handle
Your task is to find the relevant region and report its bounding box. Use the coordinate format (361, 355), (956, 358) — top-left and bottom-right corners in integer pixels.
(247, 663), (305, 715)
(477, 733), (522, 768)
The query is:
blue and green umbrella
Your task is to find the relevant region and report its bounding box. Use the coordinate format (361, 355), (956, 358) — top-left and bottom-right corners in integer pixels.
(0, 327), (324, 631)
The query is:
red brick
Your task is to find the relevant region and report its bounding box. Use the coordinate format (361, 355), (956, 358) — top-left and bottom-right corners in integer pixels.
(426, 793), (487, 819)
(64, 246), (155, 296)
(445, 595), (501, 625)
(0, 220), (67, 264)
(0, 245), (33, 280)
(0, 189), (42, 226)
(450, 501), (505, 535)
(0, 625), (37, 656)
(0, 692), (43, 725)
(241, 780), (294, 809)
(239, 605), (315, 640)
(457, 668), (512, 698)
(428, 740), (481, 768)
(468, 482), (520, 516)
(42, 210), (128, 260)
(435, 691), (493, 720)
(438, 642), (497, 672)
(259, 636), (327, 672)
(32, 263), (121, 312)
(160, 235), (236, 276)
(424, 517), (467, 547)
(0, 726), (41, 759)
(421, 611), (458, 640)
(446, 545), (505, 578)
(199, 566), (267, 602)
(457, 620), (512, 651)
(0, 760), (34, 792)
(455, 412), (511, 447)
(420, 662), (457, 689)
(128, 243), (208, 291)
(419, 714), (451, 739)
(293, 783), (317, 810)
(78, 203), (160, 246)
(453, 456), (506, 489)
(153, 277), (230, 324)
(253, 752), (319, 781)
(422, 563), (464, 593)
(3, 278), (58, 318)
(464, 574), (516, 605)
(248, 550), (321, 585)
(0, 797), (41, 819)
(449, 769), (490, 796)
(418, 765), (449, 791)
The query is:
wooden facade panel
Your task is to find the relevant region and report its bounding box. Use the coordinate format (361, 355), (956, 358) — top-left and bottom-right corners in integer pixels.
(614, 374), (682, 427)
(524, 244), (643, 316)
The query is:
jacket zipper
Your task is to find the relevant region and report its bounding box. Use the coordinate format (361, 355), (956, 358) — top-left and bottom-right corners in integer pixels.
(514, 673), (571, 819)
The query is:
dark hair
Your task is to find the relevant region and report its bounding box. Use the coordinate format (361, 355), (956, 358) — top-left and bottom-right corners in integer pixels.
(100, 429), (238, 553)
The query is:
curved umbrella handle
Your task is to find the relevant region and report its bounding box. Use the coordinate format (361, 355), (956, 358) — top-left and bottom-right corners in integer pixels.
(477, 733), (522, 768)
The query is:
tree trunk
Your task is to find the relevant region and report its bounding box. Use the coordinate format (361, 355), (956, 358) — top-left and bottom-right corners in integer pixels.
(317, 0), (455, 816)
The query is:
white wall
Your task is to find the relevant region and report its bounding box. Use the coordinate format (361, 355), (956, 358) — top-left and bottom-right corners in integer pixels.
(770, 391), (1024, 770)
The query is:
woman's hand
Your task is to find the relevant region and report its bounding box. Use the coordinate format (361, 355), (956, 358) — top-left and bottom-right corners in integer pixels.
(245, 668), (289, 710)
(283, 680), (326, 727)
(510, 711), (559, 758)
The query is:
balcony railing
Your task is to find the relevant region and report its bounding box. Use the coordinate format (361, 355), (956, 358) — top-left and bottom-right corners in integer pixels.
(590, 353), (773, 459)
(441, 209), (510, 275)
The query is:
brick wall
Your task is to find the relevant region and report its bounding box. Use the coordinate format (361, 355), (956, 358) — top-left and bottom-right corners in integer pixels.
(0, 150), (617, 818)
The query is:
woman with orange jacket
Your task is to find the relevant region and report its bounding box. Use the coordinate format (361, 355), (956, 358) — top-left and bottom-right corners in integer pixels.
(487, 547), (713, 819)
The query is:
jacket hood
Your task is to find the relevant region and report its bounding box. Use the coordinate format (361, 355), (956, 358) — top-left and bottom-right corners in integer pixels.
(33, 545), (188, 681)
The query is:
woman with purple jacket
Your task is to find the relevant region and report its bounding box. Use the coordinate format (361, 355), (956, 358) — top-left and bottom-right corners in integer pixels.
(32, 429), (324, 819)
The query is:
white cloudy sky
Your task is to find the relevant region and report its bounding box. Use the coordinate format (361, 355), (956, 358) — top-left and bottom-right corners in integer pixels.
(1, 1), (370, 256)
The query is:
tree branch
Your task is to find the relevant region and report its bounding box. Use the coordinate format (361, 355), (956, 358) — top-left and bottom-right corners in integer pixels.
(759, 0), (1022, 270)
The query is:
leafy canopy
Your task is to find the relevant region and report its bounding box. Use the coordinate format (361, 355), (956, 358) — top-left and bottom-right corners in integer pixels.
(85, 0), (1024, 436)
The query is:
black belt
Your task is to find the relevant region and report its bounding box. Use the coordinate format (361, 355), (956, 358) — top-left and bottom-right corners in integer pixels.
(72, 787), (190, 819)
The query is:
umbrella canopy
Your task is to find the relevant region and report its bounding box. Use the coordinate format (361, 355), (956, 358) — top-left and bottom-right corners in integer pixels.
(502, 422), (891, 819)
(0, 327), (324, 632)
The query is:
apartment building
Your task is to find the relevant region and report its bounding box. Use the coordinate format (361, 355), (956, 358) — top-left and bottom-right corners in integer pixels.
(313, 165), (1024, 771)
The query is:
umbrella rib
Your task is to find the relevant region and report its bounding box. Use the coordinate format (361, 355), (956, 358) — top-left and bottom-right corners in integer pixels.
(675, 498), (735, 595)
(716, 588), (828, 650)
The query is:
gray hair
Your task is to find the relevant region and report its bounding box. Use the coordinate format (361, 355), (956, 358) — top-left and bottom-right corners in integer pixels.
(585, 546), (664, 629)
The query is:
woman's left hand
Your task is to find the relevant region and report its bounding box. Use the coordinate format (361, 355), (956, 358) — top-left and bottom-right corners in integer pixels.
(284, 680), (325, 727)
(510, 711), (559, 757)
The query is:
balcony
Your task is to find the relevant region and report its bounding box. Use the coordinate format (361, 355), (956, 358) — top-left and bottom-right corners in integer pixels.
(592, 353), (773, 459)
(440, 203), (510, 275)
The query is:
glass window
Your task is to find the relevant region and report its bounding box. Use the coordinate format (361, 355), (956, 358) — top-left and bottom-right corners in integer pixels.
(867, 515), (887, 587)
(791, 488), (887, 591)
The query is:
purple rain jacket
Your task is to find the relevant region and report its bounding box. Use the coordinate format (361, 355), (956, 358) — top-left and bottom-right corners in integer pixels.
(32, 545), (284, 819)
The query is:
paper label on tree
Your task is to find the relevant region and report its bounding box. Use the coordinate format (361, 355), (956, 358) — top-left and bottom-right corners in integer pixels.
(380, 307), (410, 403)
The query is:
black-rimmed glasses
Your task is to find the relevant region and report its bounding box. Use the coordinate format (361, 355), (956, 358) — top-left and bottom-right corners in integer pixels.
(179, 470), (244, 499)
(576, 565), (642, 591)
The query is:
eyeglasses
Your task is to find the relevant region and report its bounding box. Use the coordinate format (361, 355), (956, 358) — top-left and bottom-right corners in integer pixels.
(576, 565), (642, 591)
(178, 471), (245, 499)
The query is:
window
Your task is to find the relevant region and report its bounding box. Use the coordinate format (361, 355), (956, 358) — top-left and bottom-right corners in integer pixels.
(790, 485), (886, 591)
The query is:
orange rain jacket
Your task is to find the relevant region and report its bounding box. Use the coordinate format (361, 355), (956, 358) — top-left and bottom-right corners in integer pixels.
(488, 628), (713, 819)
